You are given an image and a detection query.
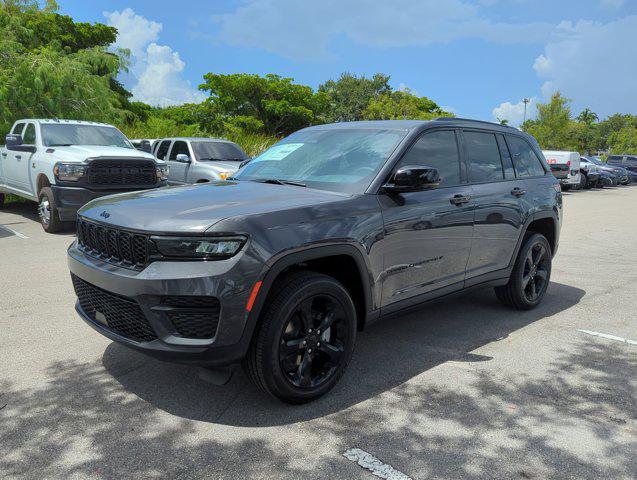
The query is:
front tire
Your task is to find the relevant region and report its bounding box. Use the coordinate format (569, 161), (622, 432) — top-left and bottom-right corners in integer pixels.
(495, 233), (552, 310)
(579, 172), (588, 190)
(38, 187), (63, 233)
(244, 271), (357, 404)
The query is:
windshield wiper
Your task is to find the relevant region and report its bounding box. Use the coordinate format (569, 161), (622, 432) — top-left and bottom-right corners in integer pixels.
(252, 178), (307, 187)
(48, 143), (74, 147)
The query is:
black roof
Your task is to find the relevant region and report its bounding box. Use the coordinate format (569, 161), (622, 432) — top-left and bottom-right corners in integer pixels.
(305, 117), (521, 134)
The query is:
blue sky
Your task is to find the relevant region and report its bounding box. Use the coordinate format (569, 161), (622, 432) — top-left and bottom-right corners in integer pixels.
(59, 0), (637, 126)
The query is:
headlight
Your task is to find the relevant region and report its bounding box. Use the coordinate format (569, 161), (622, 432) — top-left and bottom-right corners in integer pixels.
(151, 236), (246, 260)
(156, 164), (169, 181)
(218, 171), (232, 180)
(53, 163), (88, 182)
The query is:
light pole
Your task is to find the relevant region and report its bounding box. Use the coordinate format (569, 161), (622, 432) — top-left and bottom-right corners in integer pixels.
(522, 98), (530, 124)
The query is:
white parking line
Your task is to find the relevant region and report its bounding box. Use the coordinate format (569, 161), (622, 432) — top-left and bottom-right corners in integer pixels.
(578, 329), (637, 345)
(343, 448), (413, 480)
(0, 225), (29, 239)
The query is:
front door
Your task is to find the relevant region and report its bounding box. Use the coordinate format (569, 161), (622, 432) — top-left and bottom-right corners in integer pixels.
(379, 129), (474, 307)
(167, 140), (191, 184)
(4, 122), (34, 191)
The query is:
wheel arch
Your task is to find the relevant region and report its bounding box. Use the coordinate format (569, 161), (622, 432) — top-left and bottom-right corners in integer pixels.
(36, 173), (52, 195)
(248, 244), (375, 333)
(509, 211), (558, 268)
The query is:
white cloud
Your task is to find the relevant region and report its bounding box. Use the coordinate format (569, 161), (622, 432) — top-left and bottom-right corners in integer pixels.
(104, 8), (161, 59)
(532, 16), (637, 117)
(104, 9), (205, 107)
(492, 98), (537, 126)
(211, 0), (553, 59)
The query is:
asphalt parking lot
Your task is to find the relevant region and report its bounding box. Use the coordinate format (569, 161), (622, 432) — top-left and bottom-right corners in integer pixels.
(1, 187), (635, 480)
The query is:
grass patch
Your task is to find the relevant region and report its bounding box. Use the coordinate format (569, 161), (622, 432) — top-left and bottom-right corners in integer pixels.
(4, 194), (28, 203)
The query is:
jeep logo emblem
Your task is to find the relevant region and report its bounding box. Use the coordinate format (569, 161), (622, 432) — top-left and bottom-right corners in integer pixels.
(100, 211), (110, 219)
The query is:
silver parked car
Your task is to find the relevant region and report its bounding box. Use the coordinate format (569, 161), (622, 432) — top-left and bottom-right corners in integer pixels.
(153, 137), (249, 184)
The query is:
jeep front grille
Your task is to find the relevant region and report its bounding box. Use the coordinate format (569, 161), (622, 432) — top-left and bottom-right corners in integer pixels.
(77, 218), (149, 268)
(72, 274), (157, 343)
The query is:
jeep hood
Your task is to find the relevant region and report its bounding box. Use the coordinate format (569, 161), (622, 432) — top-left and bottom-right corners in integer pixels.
(49, 145), (155, 163)
(78, 181), (348, 234)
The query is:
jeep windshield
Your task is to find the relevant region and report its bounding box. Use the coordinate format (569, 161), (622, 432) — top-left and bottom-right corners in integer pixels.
(192, 141), (248, 162)
(234, 127), (406, 194)
(41, 124), (133, 149)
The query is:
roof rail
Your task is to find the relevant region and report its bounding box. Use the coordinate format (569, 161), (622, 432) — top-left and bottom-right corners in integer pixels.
(434, 117), (516, 129)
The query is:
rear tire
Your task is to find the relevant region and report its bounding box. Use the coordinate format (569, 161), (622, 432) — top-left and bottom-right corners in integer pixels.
(38, 187), (63, 233)
(495, 233), (552, 310)
(244, 271), (357, 404)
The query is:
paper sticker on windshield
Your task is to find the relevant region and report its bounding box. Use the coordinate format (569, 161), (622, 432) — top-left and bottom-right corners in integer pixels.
(257, 143), (303, 161)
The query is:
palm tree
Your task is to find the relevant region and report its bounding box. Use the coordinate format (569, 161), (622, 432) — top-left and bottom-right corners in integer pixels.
(577, 108), (598, 125)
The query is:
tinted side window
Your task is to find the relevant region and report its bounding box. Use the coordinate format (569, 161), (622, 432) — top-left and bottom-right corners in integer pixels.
(169, 141), (189, 160)
(156, 140), (171, 160)
(23, 124), (36, 144)
(11, 123), (25, 135)
(606, 156), (621, 165)
(496, 134), (515, 179)
(506, 136), (546, 177)
(397, 130), (460, 187)
(464, 131), (503, 182)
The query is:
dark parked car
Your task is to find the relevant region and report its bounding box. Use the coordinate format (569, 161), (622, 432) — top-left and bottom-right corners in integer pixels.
(68, 119), (562, 403)
(607, 154), (637, 175)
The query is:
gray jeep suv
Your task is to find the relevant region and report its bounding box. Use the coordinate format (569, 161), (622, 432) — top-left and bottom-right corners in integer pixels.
(68, 118), (562, 403)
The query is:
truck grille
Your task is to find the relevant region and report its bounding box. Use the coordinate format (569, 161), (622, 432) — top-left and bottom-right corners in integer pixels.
(87, 159), (156, 187)
(77, 218), (149, 268)
(72, 274), (157, 343)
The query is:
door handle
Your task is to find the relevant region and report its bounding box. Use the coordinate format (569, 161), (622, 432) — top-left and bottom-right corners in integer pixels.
(450, 194), (471, 206)
(1, 152), (6, 157)
(511, 187), (526, 197)
(15, 155), (21, 160)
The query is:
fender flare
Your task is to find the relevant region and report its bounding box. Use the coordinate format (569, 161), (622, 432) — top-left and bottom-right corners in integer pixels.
(246, 243), (375, 333)
(508, 209), (559, 268)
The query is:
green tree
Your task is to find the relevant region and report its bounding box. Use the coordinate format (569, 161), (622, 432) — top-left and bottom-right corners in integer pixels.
(0, 0), (130, 133)
(607, 126), (637, 154)
(319, 72), (390, 122)
(198, 73), (330, 136)
(523, 92), (573, 149)
(362, 89), (452, 121)
(576, 108), (598, 126)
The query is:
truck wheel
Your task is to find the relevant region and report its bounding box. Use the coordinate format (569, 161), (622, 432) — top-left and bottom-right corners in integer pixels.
(495, 233), (552, 310)
(38, 187), (63, 233)
(244, 271), (357, 404)
(578, 173), (587, 190)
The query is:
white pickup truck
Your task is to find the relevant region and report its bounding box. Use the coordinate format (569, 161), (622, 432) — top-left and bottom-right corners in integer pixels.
(0, 119), (169, 233)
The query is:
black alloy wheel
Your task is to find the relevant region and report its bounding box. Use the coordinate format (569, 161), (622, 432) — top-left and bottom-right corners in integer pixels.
(278, 294), (349, 388)
(521, 242), (549, 302)
(244, 271), (357, 403)
(495, 233), (552, 310)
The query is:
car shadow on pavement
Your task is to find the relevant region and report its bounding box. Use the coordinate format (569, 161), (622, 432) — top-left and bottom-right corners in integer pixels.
(4, 282), (636, 479)
(101, 281), (586, 426)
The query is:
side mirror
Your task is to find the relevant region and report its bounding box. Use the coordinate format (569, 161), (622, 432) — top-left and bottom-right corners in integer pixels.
(139, 140), (152, 153)
(175, 154), (191, 163)
(383, 165), (440, 193)
(5, 134), (36, 153)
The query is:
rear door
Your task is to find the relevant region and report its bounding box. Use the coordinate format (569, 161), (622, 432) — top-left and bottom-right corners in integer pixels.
(463, 130), (524, 280)
(379, 129), (474, 306)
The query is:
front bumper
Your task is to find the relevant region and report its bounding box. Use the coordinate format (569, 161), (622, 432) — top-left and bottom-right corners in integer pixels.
(52, 184), (166, 222)
(67, 242), (262, 366)
(560, 171), (581, 186)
